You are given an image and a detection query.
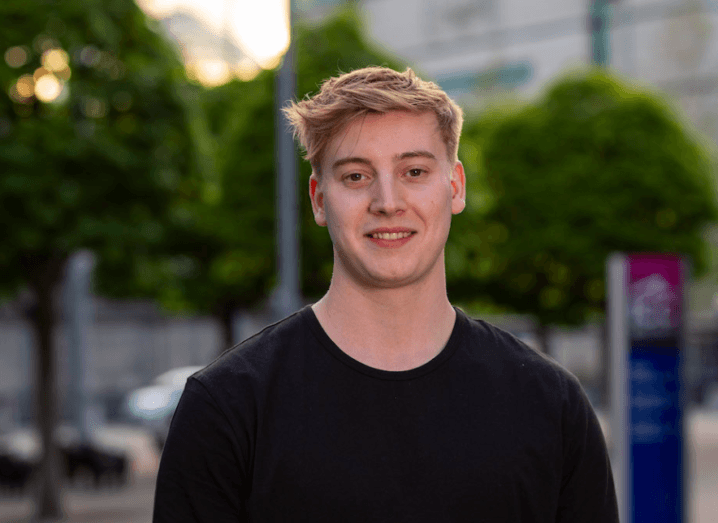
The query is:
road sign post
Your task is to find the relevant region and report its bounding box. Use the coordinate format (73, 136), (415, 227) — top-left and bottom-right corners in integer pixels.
(608, 253), (687, 523)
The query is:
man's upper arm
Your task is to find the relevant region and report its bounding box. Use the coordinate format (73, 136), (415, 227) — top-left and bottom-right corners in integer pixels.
(153, 377), (249, 523)
(556, 374), (619, 523)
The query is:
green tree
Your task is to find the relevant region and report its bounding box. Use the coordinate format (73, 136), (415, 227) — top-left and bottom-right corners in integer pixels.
(0, 0), (195, 517)
(114, 6), (405, 351)
(449, 69), (718, 353)
(97, 73), (278, 351)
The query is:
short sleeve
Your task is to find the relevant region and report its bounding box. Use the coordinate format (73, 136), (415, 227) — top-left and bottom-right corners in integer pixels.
(153, 377), (249, 523)
(556, 373), (619, 523)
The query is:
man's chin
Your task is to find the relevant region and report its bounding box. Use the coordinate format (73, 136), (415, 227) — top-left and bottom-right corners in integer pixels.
(355, 269), (426, 290)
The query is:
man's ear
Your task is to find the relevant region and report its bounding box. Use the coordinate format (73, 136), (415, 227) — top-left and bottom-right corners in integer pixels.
(309, 172), (327, 226)
(451, 161), (466, 215)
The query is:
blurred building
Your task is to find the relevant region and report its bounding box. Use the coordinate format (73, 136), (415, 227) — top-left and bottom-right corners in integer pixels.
(353, 0), (718, 140)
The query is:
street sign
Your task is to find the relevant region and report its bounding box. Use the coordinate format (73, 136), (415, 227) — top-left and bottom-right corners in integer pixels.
(436, 62), (533, 96)
(609, 253), (687, 523)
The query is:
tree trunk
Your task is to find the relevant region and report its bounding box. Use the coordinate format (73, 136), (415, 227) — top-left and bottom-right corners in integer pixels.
(536, 322), (551, 355)
(26, 256), (66, 522)
(217, 304), (235, 356)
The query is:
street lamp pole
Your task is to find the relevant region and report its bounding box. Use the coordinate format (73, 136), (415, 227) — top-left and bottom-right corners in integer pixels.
(590, 0), (616, 66)
(273, 0), (301, 320)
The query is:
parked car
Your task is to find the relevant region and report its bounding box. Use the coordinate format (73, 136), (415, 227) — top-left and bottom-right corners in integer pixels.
(0, 425), (128, 492)
(125, 365), (204, 450)
(56, 425), (128, 487)
(0, 443), (34, 493)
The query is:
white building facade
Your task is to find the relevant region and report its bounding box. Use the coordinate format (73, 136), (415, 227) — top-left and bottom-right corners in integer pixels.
(346, 0), (718, 140)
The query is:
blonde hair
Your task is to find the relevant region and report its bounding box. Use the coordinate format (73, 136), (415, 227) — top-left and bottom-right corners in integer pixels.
(283, 66), (464, 173)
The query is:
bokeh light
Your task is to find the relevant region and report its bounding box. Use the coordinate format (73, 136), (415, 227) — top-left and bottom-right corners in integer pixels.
(79, 45), (101, 67)
(81, 97), (108, 118)
(35, 74), (63, 103)
(15, 75), (34, 98)
(4, 46), (29, 68)
(42, 48), (69, 72)
(33, 67), (50, 82)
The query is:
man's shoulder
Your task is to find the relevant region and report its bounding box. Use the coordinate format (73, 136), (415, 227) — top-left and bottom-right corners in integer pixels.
(458, 310), (582, 393)
(192, 306), (315, 388)
(460, 311), (553, 364)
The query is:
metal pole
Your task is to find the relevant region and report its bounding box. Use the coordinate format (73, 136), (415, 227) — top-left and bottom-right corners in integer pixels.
(590, 0), (614, 66)
(274, 0), (301, 319)
(607, 253), (628, 523)
(64, 250), (96, 442)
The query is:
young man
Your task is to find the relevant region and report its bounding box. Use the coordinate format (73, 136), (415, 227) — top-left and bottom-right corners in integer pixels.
(153, 67), (618, 522)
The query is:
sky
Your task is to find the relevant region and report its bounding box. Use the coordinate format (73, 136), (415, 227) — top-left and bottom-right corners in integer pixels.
(136, 0), (290, 82)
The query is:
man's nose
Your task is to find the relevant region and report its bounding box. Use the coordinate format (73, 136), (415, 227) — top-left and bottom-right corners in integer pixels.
(368, 174), (405, 216)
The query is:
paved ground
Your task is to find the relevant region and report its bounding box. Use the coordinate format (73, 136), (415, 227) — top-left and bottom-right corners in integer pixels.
(1, 412), (718, 522)
(689, 411), (718, 523)
(597, 410), (718, 523)
(0, 474), (157, 523)
(0, 425), (159, 523)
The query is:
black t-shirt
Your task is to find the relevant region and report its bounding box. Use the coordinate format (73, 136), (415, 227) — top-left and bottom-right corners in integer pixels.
(153, 306), (618, 522)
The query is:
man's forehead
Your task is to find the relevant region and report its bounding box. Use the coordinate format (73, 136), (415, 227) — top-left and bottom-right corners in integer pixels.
(322, 111), (445, 171)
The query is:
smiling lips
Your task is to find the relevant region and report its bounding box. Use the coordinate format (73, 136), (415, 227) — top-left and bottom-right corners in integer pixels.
(366, 229), (416, 246)
(369, 231), (413, 240)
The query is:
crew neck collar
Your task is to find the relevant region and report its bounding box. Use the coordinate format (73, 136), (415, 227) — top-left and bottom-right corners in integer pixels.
(301, 305), (467, 381)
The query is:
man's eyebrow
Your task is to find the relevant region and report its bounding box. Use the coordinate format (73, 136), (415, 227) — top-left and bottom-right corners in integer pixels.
(331, 156), (372, 170)
(394, 150), (437, 161)
(332, 150), (438, 170)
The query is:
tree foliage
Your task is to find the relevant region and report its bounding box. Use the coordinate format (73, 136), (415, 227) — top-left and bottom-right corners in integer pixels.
(0, 0), (195, 517)
(449, 69), (718, 328)
(98, 72), (280, 349)
(0, 0), (194, 292)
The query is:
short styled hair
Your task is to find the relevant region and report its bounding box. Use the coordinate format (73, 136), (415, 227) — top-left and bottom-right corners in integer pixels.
(283, 66), (464, 174)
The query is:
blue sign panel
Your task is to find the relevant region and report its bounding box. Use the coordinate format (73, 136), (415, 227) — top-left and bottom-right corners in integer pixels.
(627, 254), (685, 523)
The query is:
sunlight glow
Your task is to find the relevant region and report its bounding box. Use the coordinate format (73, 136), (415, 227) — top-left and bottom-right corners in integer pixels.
(234, 56), (263, 81)
(35, 74), (63, 103)
(135, 0), (289, 85)
(187, 59), (233, 87)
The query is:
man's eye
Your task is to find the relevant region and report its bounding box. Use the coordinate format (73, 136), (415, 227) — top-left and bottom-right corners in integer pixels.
(407, 168), (424, 177)
(347, 173), (364, 182)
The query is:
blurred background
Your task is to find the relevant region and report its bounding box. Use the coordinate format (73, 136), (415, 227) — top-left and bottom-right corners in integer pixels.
(1, 0), (717, 521)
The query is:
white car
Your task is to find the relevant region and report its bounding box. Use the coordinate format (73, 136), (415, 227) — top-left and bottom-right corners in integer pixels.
(125, 366), (204, 449)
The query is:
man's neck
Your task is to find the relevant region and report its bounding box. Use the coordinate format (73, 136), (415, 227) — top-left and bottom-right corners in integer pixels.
(312, 274), (456, 372)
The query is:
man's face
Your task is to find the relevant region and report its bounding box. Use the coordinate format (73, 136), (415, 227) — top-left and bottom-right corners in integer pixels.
(310, 110), (466, 290)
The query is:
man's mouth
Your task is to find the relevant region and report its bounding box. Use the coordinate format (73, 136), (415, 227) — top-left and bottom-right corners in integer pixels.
(368, 231), (414, 240)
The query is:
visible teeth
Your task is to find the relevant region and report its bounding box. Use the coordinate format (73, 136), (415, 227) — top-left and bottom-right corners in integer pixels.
(371, 232), (412, 240)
